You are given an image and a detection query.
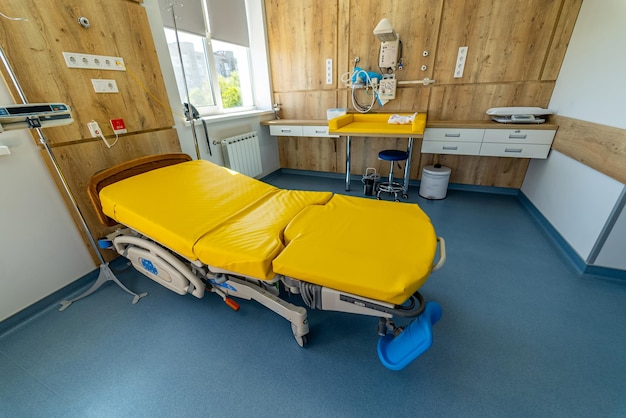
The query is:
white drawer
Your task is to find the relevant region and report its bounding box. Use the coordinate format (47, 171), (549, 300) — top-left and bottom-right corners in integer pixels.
(479, 142), (551, 159)
(483, 129), (555, 145)
(424, 128), (485, 142)
(269, 125), (303, 136)
(302, 125), (337, 137)
(421, 140), (482, 155)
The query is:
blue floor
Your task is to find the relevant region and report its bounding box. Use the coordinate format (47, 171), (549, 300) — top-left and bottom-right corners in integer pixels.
(2, 171), (626, 417)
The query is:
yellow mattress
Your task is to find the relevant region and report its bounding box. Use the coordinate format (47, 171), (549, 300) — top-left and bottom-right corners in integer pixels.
(272, 194), (437, 305)
(328, 113), (427, 136)
(100, 160), (332, 280)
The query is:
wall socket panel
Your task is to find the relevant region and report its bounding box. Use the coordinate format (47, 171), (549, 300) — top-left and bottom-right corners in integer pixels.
(62, 52), (126, 71)
(326, 59), (333, 85)
(454, 46), (468, 78)
(91, 79), (119, 93)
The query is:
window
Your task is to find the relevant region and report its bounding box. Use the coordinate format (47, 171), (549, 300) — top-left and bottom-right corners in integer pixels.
(160, 0), (254, 115)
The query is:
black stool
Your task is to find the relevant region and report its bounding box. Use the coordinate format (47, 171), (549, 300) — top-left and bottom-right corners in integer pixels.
(376, 149), (409, 201)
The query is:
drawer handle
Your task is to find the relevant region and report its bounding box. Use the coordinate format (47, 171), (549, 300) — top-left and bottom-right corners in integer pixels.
(508, 134), (527, 139)
(315, 130), (326, 134)
(280, 128), (292, 133)
(504, 148), (523, 153)
(442, 146), (458, 150)
(444, 133), (461, 138)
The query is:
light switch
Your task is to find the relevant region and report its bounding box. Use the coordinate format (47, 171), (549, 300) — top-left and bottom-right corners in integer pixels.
(0, 145), (10, 156)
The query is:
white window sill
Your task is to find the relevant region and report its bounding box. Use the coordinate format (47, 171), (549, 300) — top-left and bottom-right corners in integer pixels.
(183, 109), (275, 126)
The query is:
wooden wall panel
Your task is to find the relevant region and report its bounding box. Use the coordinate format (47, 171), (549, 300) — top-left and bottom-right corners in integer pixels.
(264, 0), (582, 187)
(427, 82), (555, 121)
(0, 0), (182, 263)
(551, 115), (626, 185)
(348, 0), (443, 82)
(541, 0), (584, 81)
(419, 154), (530, 188)
(434, 0), (563, 84)
(273, 91), (338, 120)
(44, 129), (182, 262)
(265, 0), (338, 92)
(0, 0), (173, 145)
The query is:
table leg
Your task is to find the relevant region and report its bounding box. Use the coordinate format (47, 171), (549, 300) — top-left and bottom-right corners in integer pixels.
(345, 135), (352, 191)
(403, 137), (414, 196)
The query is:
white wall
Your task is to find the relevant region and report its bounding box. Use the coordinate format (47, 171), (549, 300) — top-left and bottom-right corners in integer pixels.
(0, 84), (94, 322)
(522, 0), (626, 269)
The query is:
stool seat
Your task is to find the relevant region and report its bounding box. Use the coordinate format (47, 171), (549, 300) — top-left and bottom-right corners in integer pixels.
(378, 149), (409, 162)
(377, 149), (409, 201)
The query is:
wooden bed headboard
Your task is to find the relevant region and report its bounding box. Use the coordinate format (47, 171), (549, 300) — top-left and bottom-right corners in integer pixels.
(87, 153), (193, 227)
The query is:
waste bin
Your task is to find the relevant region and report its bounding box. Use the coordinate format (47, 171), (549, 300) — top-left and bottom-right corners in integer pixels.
(362, 167), (380, 196)
(419, 164), (451, 199)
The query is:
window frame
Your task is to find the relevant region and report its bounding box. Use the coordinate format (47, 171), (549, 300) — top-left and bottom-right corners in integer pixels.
(163, 4), (257, 117)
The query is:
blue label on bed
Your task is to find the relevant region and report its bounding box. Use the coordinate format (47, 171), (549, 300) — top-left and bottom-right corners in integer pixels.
(209, 279), (236, 292)
(140, 258), (158, 275)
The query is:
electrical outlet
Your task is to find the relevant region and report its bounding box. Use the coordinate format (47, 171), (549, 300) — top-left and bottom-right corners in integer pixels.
(62, 52), (125, 71)
(454, 46), (468, 78)
(92, 79), (119, 93)
(326, 59), (333, 85)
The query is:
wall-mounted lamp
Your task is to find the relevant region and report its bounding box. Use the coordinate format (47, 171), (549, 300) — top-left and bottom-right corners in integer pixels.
(373, 18), (398, 42)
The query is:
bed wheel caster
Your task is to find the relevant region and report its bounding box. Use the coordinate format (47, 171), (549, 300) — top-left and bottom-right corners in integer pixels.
(295, 334), (308, 347)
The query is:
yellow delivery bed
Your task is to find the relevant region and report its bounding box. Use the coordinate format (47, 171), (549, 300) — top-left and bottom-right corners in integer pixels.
(98, 158), (438, 304)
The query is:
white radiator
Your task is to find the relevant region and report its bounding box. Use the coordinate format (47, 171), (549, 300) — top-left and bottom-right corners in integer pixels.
(220, 131), (263, 178)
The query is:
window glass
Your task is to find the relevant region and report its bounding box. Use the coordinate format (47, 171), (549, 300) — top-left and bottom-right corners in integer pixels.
(164, 28), (216, 108)
(211, 39), (253, 109)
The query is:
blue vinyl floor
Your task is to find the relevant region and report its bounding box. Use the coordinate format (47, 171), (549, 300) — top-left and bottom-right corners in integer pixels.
(1, 171), (626, 417)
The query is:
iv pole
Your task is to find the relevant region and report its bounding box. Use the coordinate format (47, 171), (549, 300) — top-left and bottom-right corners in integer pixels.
(167, 2), (202, 160)
(0, 45), (148, 311)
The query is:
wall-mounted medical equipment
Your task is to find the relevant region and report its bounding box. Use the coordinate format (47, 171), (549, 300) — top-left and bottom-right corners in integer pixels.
(487, 107), (554, 124)
(374, 18), (400, 70)
(0, 103), (73, 132)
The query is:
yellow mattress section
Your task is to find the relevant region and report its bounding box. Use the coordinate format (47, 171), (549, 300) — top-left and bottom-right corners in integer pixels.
(194, 190), (332, 280)
(272, 194), (437, 305)
(328, 113), (427, 136)
(99, 160), (278, 260)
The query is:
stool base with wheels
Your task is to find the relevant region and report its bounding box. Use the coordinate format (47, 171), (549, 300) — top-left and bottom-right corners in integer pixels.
(376, 149), (409, 201)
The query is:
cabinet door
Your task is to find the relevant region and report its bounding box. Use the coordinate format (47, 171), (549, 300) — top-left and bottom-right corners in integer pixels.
(424, 128), (485, 142)
(483, 129), (556, 145)
(479, 143), (551, 159)
(265, 0), (337, 92)
(269, 125), (303, 137)
(421, 141), (482, 155)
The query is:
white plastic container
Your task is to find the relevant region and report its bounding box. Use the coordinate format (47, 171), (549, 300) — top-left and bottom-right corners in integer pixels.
(419, 164), (451, 199)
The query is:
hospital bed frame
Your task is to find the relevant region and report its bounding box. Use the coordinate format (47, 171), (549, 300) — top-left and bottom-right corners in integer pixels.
(87, 154), (446, 369)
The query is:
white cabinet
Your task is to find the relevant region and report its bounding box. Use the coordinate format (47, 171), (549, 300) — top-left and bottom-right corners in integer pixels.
(422, 128), (484, 156)
(422, 126), (556, 159)
(268, 123), (337, 137)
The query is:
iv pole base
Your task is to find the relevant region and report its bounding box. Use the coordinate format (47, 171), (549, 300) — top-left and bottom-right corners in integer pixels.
(59, 263), (148, 311)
